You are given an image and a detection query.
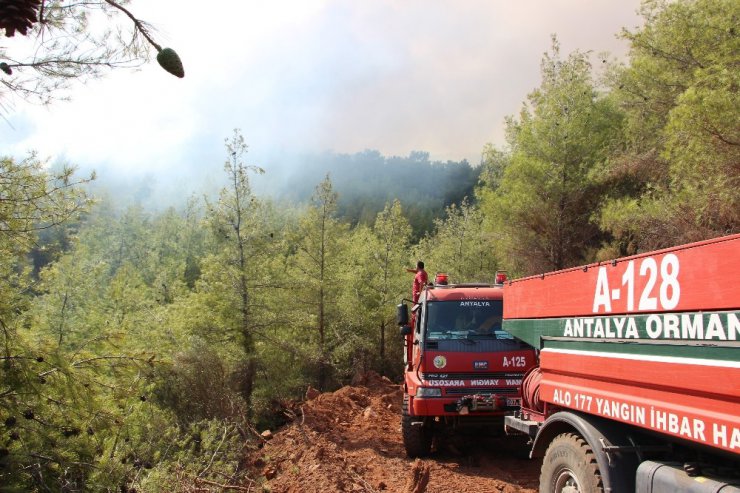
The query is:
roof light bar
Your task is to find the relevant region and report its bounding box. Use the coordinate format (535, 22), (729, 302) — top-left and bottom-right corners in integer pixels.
(435, 272), (449, 285)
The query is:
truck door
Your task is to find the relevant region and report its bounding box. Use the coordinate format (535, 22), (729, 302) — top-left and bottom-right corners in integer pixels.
(412, 301), (425, 370)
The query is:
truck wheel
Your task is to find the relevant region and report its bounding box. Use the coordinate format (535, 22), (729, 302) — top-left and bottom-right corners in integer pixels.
(402, 395), (432, 458)
(540, 433), (603, 493)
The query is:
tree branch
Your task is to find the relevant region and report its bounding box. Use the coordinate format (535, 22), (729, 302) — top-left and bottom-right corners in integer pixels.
(102, 0), (161, 51)
(193, 477), (251, 491)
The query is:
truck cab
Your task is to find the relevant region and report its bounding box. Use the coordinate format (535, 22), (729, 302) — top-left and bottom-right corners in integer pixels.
(398, 273), (536, 457)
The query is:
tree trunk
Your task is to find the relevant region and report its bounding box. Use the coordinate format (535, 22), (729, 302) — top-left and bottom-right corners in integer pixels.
(380, 320), (386, 376)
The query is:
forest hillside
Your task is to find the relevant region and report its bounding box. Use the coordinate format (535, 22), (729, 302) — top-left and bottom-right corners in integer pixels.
(84, 149), (480, 238)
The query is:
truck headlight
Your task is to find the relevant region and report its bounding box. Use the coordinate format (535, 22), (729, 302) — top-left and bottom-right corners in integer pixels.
(416, 387), (442, 397)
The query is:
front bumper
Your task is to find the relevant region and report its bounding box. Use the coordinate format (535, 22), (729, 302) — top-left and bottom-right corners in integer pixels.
(412, 395), (521, 416)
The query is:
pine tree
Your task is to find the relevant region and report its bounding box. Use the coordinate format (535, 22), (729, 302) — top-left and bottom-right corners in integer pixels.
(600, 0), (740, 251)
(479, 37), (623, 274)
(201, 129), (265, 411)
(290, 175), (349, 389)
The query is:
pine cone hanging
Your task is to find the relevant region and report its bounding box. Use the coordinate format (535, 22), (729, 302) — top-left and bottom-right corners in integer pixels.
(0, 0), (42, 37)
(156, 47), (185, 78)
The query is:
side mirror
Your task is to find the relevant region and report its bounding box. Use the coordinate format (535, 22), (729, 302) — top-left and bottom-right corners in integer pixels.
(400, 325), (412, 337)
(396, 303), (409, 326)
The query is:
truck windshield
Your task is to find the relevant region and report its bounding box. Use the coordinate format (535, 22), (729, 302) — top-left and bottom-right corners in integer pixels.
(425, 300), (511, 340)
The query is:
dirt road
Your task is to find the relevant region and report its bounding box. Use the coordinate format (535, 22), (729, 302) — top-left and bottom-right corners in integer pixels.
(252, 373), (541, 492)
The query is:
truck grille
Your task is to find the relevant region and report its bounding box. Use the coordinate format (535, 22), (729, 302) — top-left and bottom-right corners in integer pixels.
(444, 387), (519, 395)
(422, 372), (525, 380)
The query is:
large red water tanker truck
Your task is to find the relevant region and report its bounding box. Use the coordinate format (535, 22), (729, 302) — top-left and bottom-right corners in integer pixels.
(503, 234), (740, 492)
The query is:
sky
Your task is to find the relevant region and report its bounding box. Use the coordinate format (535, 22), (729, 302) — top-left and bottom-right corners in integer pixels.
(1, 1), (643, 185)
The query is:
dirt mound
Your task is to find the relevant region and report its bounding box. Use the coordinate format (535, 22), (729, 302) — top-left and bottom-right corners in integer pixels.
(250, 371), (539, 492)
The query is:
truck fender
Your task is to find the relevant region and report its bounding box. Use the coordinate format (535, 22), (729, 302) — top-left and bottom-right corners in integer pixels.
(532, 411), (639, 493)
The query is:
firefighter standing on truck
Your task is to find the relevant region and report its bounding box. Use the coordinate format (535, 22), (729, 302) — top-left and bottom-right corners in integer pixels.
(405, 260), (428, 303)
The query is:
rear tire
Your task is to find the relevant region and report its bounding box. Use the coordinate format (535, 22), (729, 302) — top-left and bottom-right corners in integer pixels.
(402, 395), (433, 458)
(540, 433), (603, 493)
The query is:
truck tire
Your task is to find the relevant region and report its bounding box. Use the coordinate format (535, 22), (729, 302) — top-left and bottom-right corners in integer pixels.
(402, 395), (432, 458)
(540, 433), (603, 493)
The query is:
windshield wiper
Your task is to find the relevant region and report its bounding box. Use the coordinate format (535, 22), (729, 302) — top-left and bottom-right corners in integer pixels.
(461, 333), (477, 344)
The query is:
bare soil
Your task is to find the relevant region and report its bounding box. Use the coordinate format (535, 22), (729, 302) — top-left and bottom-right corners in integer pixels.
(250, 372), (541, 492)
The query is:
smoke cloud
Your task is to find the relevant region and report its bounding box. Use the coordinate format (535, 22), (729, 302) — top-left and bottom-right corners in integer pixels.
(1, 0), (642, 197)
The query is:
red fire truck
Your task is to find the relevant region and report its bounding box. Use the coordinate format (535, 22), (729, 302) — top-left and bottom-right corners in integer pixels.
(397, 272), (537, 457)
(503, 234), (740, 492)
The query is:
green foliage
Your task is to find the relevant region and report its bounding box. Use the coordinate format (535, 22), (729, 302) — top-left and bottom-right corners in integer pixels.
(286, 175), (350, 389)
(478, 145), (509, 192)
(600, 0), (740, 251)
(130, 417), (251, 493)
(0, 155), (92, 257)
(479, 37), (623, 274)
(0, 155), (256, 491)
(0, 155), (108, 491)
(416, 199), (497, 282)
(153, 341), (247, 425)
(197, 129), (269, 411)
(366, 201), (413, 375)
